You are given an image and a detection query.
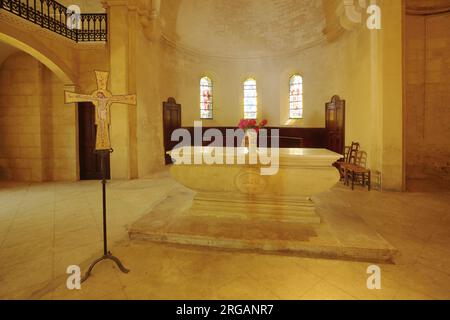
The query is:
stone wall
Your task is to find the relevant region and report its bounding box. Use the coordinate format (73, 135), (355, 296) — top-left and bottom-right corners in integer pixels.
(0, 53), (44, 181)
(0, 52), (77, 181)
(405, 12), (450, 180)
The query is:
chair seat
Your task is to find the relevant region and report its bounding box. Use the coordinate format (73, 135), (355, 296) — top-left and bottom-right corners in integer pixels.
(345, 164), (370, 173)
(344, 164), (371, 191)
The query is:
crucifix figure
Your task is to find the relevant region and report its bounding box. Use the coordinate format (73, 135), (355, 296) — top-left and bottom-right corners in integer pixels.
(65, 70), (137, 151)
(64, 71), (137, 282)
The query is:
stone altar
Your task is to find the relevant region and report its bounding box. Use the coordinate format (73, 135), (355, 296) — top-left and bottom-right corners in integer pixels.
(168, 147), (342, 224)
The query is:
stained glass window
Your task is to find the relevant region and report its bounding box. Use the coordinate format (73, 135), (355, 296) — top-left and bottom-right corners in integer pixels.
(200, 77), (213, 119)
(244, 78), (257, 119)
(289, 75), (303, 119)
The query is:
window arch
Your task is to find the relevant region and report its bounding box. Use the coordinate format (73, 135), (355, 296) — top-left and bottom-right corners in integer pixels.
(200, 76), (213, 119)
(243, 78), (257, 119)
(289, 75), (303, 119)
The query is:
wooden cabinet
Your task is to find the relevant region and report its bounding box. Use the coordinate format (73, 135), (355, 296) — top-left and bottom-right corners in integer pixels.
(163, 98), (182, 165)
(325, 95), (346, 154)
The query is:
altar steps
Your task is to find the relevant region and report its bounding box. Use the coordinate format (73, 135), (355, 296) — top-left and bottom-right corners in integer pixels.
(128, 185), (398, 264)
(191, 192), (320, 224)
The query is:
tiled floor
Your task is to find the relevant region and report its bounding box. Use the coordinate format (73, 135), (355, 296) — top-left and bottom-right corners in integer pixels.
(0, 173), (449, 300)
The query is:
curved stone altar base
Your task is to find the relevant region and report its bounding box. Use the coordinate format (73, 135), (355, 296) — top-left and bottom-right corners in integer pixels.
(168, 147), (342, 224)
(129, 148), (398, 263)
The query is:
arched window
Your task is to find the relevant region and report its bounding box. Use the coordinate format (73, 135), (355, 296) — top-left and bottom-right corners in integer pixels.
(243, 78), (257, 119)
(200, 76), (213, 119)
(289, 75), (303, 119)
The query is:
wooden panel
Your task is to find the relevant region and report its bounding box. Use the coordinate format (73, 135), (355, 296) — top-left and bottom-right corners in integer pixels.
(325, 95), (346, 154)
(163, 98), (182, 164)
(78, 102), (110, 180)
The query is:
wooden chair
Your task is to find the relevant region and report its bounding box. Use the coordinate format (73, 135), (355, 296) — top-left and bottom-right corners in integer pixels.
(335, 142), (360, 179)
(344, 150), (371, 191)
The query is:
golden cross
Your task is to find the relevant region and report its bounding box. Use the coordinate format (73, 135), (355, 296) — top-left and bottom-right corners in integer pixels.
(65, 71), (137, 151)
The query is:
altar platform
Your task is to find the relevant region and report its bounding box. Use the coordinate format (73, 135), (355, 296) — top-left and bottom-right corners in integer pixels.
(129, 147), (397, 263)
(128, 184), (398, 263)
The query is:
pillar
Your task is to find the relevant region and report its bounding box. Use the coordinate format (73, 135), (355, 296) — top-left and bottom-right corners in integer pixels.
(103, 0), (138, 179)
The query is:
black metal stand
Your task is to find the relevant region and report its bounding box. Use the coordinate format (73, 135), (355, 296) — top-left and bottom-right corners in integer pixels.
(81, 149), (129, 283)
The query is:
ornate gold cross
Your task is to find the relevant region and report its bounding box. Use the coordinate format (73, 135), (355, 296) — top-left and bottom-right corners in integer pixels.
(65, 71), (137, 151)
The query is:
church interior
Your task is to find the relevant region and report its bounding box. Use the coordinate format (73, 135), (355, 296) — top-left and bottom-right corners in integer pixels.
(0, 0), (449, 300)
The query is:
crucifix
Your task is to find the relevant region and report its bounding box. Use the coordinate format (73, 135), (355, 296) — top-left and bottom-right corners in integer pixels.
(65, 70), (137, 282)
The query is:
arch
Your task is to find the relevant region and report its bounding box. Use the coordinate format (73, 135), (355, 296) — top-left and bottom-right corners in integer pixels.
(330, 95), (342, 104)
(0, 29), (76, 85)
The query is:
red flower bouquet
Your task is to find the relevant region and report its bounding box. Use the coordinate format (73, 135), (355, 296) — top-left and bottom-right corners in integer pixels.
(238, 119), (268, 133)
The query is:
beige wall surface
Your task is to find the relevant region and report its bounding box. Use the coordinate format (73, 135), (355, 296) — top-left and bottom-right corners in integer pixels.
(161, 44), (326, 128)
(405, 12), (450, 180)
(161, 31), (377, 131)
(0, 52), (77, 181)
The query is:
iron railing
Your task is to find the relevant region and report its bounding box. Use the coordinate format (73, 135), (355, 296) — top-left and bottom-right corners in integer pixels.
(0, 0), (107, 42)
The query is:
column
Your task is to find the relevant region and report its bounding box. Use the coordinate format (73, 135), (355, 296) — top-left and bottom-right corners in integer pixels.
(103, 0), (138, 179)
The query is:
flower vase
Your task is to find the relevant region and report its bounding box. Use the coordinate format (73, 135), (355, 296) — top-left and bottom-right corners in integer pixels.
(242, 135), (249, 148)
(242, 130), (257, 149)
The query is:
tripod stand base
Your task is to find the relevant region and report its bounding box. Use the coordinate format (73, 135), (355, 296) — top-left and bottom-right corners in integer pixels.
(81, 252), (130, 283)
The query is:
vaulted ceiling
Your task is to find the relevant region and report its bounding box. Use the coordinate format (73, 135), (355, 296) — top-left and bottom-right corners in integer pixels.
(160, 0), (327, 58)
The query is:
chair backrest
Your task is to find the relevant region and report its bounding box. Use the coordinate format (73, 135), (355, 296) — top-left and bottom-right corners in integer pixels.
(345, 142), (360, 164)
(356, 150), (367, 168)
(343, 146), (350, 160)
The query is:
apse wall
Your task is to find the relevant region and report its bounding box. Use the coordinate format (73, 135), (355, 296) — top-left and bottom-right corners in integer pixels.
(160, 43), (326, 128)
(159, 22), (378, 166)
(154, 0), (403, 190)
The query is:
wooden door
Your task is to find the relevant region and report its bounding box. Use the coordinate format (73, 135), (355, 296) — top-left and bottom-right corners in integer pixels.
(163, 98), (182, 165)
(78, 102), (111, 180)
(325, 95), (345, 154)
